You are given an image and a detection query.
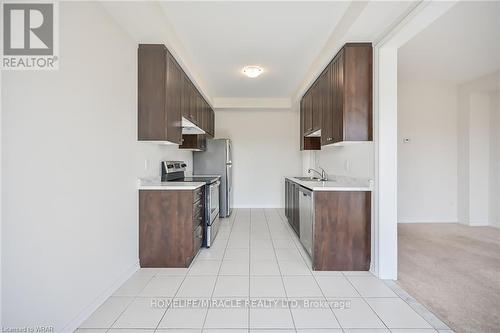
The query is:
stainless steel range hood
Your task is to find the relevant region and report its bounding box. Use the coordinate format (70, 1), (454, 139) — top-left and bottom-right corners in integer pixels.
(182, 117), (206, 135)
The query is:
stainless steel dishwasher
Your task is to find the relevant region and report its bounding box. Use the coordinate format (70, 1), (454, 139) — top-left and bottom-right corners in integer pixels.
(299, 186), (313, 257)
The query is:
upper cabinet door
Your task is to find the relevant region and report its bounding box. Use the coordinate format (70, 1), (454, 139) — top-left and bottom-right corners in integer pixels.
(181, 73), (190, 120)
(303, 91), (313, 134)
(343, 43), (372, 141)
(189, 83), (197, 123)
(312, 81), (322, 131)
(196, 94), (204, 127)
(300, 98), (305, 150)
(138, 44), (181, 144)
(311, 83), (319, 132)
(210, 109), (215, 137)
(332, 49), (344, 143)
(321, 64), (333, 145)
(166, 52), (182, 144)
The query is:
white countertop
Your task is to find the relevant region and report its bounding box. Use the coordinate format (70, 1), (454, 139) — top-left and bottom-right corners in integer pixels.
(285, 176), (373, 192)
(138, 178), (205, 191)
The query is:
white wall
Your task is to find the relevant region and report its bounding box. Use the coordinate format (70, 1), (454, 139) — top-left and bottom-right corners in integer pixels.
(215, 109), (301, 208)
(468, 93), (490, 225)
(1, 2), (191, 330)
(397, 81), (458, 223)
(302, 143), (374, 179)
(490, 92), (500, 228)
(457, 71), (500, 227)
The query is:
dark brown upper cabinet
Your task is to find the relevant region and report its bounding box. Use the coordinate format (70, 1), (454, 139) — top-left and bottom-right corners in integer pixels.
(181, 73), (192, 122)
(325, 43), (372, 145)
(179, 134), (207, 151)
(139, 44), (215, 146)
(311, 81), (322, 132)
(321, 64), (333, 145)
(189, 82), (198, 124)
(303, 90), (313, 134)
(302, 75), (322, 136)
(208, 109), (215, 137)
(300, 43), (372, 150)
(300, 96), (321, 150)
(138, 44), (181, 144)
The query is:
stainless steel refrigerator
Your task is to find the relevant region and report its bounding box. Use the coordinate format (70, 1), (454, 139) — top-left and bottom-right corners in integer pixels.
(193, 139), (233, 217)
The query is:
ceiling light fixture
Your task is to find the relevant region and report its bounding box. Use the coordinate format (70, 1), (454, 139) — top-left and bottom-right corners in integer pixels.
(242, 65), (263, 78)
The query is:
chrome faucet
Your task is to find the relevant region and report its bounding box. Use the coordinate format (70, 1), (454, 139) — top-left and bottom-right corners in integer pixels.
(308, 167), (328, 181)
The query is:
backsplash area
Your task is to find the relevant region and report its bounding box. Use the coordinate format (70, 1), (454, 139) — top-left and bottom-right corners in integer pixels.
(302, 142), (374, 179)
(137, 144), (193, 179)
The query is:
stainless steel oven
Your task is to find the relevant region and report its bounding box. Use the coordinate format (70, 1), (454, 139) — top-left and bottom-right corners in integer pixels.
(161, 160), (221, 248)
(206, 180), (220, 247)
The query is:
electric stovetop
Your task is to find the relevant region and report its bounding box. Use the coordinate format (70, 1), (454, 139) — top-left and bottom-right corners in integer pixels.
(167, 175), (220, 185)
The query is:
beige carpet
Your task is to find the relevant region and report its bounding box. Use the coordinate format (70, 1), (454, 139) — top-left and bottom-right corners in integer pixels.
(397, 223), (500, 333)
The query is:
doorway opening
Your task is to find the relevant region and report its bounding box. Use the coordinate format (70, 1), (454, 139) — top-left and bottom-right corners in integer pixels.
(395, 2), (500, 332)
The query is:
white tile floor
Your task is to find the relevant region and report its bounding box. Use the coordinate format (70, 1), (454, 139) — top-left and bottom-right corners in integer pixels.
(77, 208), (453, 333)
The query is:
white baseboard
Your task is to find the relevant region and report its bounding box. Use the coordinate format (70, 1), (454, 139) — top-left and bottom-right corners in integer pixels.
(397, 220), (457, 224)
(468, 222), (489, 227)
(61, 260), (139, 333)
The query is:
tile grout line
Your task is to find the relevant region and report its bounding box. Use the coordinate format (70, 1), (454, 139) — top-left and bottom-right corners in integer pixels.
(274, 207), (346, 333)
(341, 273), (390, 332)
(383, 279), (445, 330)
(154, 208), (241, 331)
(106, 273), (157, 330)
(200, 208), (238, 331)
(153, 232), (207, 331)
(280, 204), (389, 332)
(344, 273), (439, 330)
(263, 208), (298, 333)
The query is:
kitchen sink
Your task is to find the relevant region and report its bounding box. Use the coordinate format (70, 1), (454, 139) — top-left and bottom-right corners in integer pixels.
(293, 176), (323, 181)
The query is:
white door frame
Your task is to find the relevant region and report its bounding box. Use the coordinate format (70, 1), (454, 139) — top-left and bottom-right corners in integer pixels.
(372, 1), (457, 279)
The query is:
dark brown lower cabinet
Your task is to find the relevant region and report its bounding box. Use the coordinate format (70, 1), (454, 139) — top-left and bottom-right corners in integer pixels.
(313, 191), (371, 271)
(139, 188), (204, 267)
(284, 179), (300, 236)
(285, 179), (371, 271)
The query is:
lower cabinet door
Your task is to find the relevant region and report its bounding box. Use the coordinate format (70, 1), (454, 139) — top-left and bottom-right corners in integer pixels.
(285, 180), (289, 219)
(193, 225), (203, 254)
(293, 184), (300, 236)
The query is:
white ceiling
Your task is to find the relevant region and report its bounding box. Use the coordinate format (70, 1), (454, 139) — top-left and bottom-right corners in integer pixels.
(398, 1), (500, 84)
(160, 1), (350, 99)
(102, 1), (418, 104)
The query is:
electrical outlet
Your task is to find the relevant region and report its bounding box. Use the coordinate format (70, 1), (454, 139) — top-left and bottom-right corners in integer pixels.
(345, 159), (351, 172)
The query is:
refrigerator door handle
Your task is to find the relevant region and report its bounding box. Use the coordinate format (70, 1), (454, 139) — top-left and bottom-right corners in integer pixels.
(226, 140), (232, 164)
(226, 164), (232, 190)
